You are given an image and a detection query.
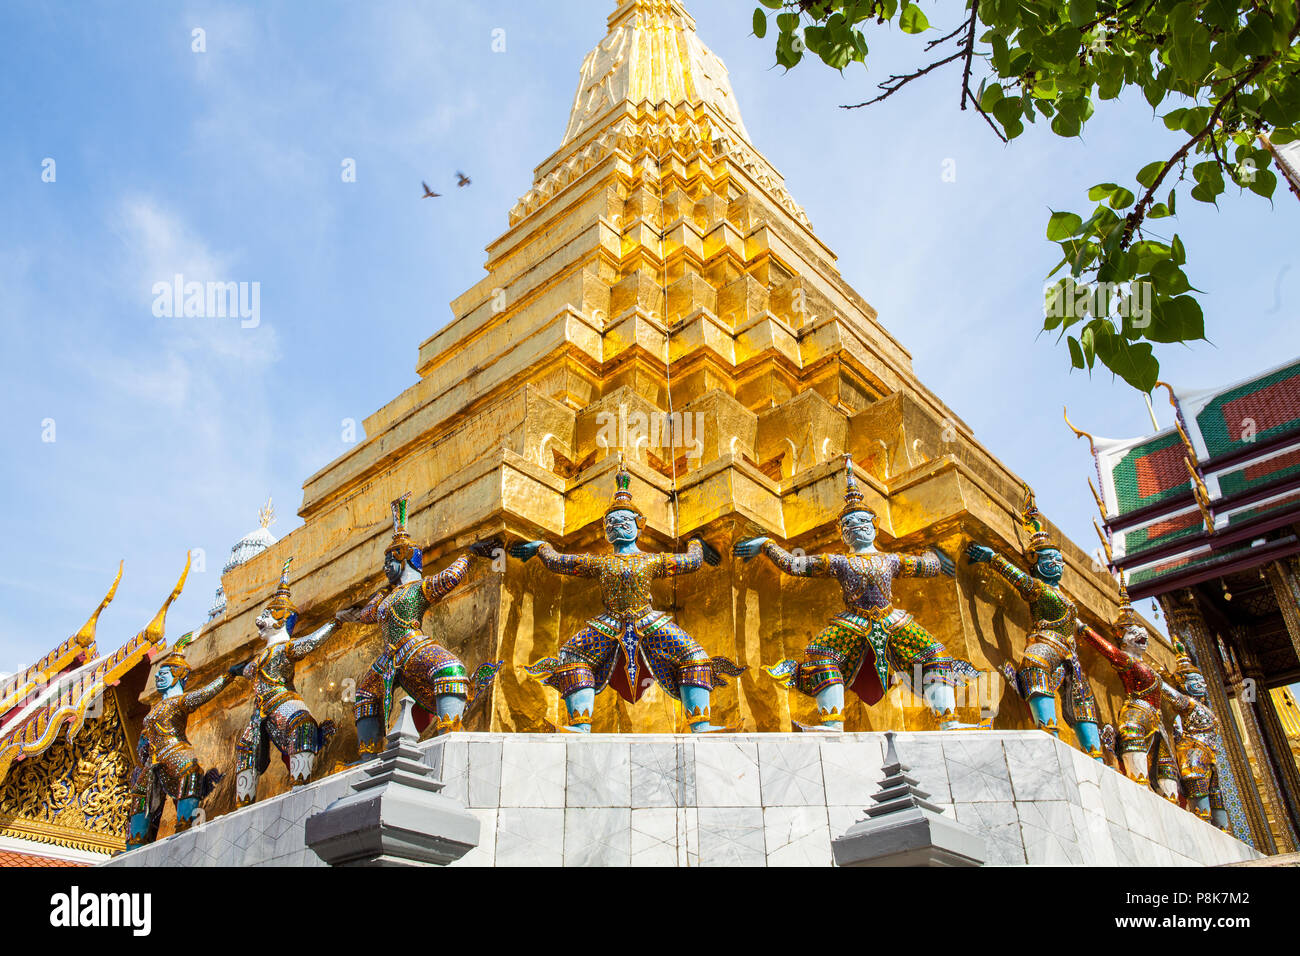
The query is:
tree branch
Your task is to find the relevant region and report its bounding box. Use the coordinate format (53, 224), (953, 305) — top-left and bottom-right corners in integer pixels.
(963, 83), (1008, 142)
(841, 48), (966, 109)
(958, 1), (980, 111)
(1121, 14), (1300, 248)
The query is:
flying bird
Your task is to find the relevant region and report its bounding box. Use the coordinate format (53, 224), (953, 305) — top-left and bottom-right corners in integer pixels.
(456, 171), (471, 187)
(421, 181), (441, 198)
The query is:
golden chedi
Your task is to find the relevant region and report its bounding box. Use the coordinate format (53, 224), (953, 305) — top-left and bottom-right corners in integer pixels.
(158, 0), (1176, 822)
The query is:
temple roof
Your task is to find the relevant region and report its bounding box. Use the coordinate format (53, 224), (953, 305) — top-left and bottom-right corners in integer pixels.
(1071, 356), (1300, 596)
(0, 558), (189, 783)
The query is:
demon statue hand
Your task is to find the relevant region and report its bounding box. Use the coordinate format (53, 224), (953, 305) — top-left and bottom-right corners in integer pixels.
(966, 486), (1102, 757)
(231, 558), (341, 806)
(1077, 579), (1176, 793)
(1161, 639), (1231, 828)
(343, 493), (504, 757)
(736, 456), (979, 732)
(515, 457), (743, 733)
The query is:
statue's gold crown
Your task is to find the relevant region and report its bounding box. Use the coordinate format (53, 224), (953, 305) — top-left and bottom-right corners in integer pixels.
(1019, 484), (1056, 559)
(1114, 577), (1139, 631)
(604, 454), (646, 525)
(264, 557), (297, 625)
(157, 623), (203, 681)
(385, 492), (420, 564)
(1170, 636), (1201, 689)
(839, 456), (876, 523)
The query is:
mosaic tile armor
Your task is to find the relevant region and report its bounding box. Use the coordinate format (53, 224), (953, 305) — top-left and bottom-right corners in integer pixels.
(355, 557), (485, 745)
(233, 559), (339, 804)
(527, 540), (739, 704)
(1164, 679), (1222, 817)
(235, 628), (337, 799)
(351, 494), (504, 755)
(1078, 626), (1159, 757)
(128, 674), (231, 846)
(988, 553), (1101, 728)
(762, 543), (971, 706)
(521, 458), (742, 732)
(752, 457), (977, 730)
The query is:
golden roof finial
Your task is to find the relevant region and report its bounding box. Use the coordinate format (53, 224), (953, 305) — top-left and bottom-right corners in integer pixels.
(1093, 519), (1113, 564)
(258, 497), (275, 529)
(143, 553), (192, 647)
(1063, 406), (1098, 458)
(73, 561), (123, 648)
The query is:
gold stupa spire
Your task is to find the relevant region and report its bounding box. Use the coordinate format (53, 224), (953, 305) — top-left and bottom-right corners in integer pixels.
(563, 0), (750, 147)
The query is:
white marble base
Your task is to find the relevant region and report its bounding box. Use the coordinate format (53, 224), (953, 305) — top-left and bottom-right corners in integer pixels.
(104, 731), (1260, 867)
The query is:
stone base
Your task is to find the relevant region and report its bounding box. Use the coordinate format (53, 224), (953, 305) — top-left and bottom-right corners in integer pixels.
(834, 807), (988, 867)
(104, 731), (1261, 867)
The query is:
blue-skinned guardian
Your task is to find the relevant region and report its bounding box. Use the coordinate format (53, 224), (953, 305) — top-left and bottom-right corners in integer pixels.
(1160, 639), (1231, 829)
(736, 456), (979, 731)
(339, 493), (503, 756)
(966, 487), (1102, 757)
(514, 457), (744, 732)
(127, 625), (244, 847)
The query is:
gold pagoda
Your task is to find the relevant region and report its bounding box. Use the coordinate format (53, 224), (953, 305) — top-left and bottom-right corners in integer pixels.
(163, 0), (1178, 828)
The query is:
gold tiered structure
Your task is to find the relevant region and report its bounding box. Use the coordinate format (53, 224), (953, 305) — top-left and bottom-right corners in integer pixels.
(163, 0), (1177, 822)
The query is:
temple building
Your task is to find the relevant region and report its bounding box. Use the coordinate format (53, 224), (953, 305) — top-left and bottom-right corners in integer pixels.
(0, 565), (184, 864)
(1069, 357), (1300, 853)
(137, 0), (1220, 844)
(0, 0), (1265, 869)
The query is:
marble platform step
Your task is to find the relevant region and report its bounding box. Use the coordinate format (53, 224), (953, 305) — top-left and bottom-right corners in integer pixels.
(104, 731), (1260, 867)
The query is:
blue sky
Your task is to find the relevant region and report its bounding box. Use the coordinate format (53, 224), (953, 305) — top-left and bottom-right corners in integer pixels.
(1, 0), (1296, 675)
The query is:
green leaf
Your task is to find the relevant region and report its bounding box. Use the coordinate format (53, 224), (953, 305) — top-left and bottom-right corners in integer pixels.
(1238, 11), (1276, 56)
(1171, 234), (1185, 265)
(1088, 183), (1120, 201)
(1068, 335), (1085, 369)
(980, 83), (1004, 112)
(1069, 0), (1097, 29)
(1047, 211), (1084, 240)
(758, 0), (782, 8)
(899, 2), (930, 34)
(753, 9), (767, 39)
(1080, 322), (1099, 366)
(1103, 340), (1159, 391)
(1168, 7), (1212, 82)
(1107, 186), (1135, 210)
(1151, 259), (1191, 295)
(1146, 295), (1205, 343)
(1249, 168), (1278, 199)
(991, 33), (1010, 74)
(1162, 108), (1188, 132)
(1052, 110), (1082, 137)
(1136, 161), (1165, 188)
